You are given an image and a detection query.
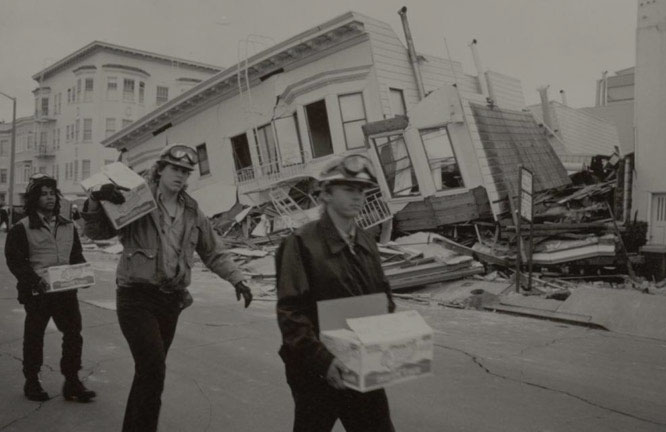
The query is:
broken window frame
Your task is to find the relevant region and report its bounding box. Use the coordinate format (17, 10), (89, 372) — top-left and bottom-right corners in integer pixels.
(418, 126), (465, 192)
(371, 133), (420, 198)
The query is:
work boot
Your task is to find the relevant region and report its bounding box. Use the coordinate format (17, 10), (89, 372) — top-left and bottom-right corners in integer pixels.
(24, 377), (49, 402)
(63, 376), (96, 402)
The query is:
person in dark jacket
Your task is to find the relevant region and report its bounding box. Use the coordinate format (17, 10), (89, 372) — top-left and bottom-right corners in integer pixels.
(276, 154), (396, 432)
(82, 144), (253, 432)
(4, 174), (96, 402)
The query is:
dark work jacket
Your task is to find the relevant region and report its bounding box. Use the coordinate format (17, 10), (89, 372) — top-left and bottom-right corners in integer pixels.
(5, 213), (85, 304)
(275, 211), (394, 380)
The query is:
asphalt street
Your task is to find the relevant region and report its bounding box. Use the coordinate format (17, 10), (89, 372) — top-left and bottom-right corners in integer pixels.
(0, 236), (665, 431)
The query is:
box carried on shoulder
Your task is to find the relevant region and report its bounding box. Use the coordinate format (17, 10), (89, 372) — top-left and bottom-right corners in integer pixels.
(80, 162), (157, 230)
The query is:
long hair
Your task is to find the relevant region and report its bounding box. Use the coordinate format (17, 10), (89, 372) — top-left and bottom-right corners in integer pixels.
(24, 183), (62, 217)
(145, 160), (189, 191)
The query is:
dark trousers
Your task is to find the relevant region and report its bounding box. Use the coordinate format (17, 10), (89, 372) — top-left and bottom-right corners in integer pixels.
(287, 371), (395, 432)
(23, 291), (82, 379)
(117, 286), (181, 432)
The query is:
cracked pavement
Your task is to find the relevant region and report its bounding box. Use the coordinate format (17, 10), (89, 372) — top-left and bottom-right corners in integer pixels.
(0, 243), (665, 431)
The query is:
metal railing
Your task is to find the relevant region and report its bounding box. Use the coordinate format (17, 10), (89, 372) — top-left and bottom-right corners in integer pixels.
(356, 188), (392, 229)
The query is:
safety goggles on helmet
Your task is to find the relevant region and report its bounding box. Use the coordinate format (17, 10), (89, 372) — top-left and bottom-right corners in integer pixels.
(26, 173), (57, 194)
(29, 173), (55, 182)
(160, 145), (199, 165)
(319, 154), (378, 189)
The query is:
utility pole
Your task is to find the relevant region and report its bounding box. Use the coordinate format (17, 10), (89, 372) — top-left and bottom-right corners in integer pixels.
(0, 91), (16, 225)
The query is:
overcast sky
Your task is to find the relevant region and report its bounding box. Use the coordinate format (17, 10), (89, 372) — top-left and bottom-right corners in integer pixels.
(0, 0), (636, 122)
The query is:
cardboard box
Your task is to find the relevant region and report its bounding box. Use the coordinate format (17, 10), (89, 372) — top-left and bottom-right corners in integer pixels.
(320, 309), (434, 393)
(36, 263), (95, 293)
(80, 162), (157, 230)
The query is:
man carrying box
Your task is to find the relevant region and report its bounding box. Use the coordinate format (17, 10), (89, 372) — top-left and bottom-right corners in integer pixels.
(276, 155), (396, 432)
(4, 174), (96, 402)
(81, 144), (253, 432)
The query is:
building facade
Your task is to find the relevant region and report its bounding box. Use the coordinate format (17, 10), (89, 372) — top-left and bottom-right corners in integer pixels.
(23, 41), (220, 202)
(102, 11), (529, 227)
(634, 0), (666, 246)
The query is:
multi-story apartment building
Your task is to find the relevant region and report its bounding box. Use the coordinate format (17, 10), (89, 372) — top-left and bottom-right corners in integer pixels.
(0, 116), (40, 205)
(26, 41), (220, 201)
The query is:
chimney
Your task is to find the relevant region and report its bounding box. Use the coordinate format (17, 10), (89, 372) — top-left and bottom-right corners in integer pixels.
(559, 89), (568, 106)
(601, 70), (608, 106)
(398, 6), (426, 100)
(469, 39), (489, 98)
(537, 85), (555, 132)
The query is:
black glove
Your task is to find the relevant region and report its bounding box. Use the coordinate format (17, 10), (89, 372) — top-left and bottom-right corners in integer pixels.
(234, 281), (253, 308)
(34, 278), (50, 295)
(90, 183), (129, 204)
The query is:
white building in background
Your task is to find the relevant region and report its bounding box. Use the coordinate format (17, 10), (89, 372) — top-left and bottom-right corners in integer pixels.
(0, 116), (40, 205)
(28, 41), (220, 201)
(101, 10), (529, 229)
(634, 0), (666, 246)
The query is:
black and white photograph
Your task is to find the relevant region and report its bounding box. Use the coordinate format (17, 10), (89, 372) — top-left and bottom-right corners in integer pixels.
(0, 1), (664, 431)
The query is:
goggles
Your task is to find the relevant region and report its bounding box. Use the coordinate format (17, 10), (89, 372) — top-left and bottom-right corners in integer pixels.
(161, 145), (198, 165)
(321, 154), (377, 182)
(29, 173), (55, 182)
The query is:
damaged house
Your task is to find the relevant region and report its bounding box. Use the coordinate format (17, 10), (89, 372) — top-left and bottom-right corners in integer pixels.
(99, 9), (569, 238)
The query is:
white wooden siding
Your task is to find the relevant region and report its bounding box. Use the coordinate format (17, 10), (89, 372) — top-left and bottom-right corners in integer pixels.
(361, 14), (480, 117)
(552, 102), (619, 156)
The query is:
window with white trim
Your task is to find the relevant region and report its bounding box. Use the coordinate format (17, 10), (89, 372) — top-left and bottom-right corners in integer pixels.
(107, 77), (117, 100)
(139, 82), (145, 104)
(83, 118), (92, 142)
(196, 143), (210, 176)
(156, 86), (168, 105)
(84, 78), (94, 102)
(82, 159), (91, 180)
(105, 118), (116, 137)
(123, 79), (135, 102)
(338, 93), (367, 149)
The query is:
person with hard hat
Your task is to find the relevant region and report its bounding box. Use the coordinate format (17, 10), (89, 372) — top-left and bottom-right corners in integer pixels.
(81, 143), (253, 432)
(5, 174), (96, 402)
(276, 154), (396, 432)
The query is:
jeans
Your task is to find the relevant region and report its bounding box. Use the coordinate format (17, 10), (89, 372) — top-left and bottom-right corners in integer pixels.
(287, 370), (395, 432)
(116, 285), (182, 432)
(23, 290), (82, 379)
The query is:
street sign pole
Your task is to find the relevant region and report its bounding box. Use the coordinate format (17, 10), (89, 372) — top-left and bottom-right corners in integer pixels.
(518, 166), (535, 291)
(515, 166), (522, 292)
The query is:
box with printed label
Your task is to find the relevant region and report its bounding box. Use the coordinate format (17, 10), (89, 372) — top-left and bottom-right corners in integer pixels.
(37, 263), (95, 293)
(320, 310), (434, 393)
(80, 162), (157, 230)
